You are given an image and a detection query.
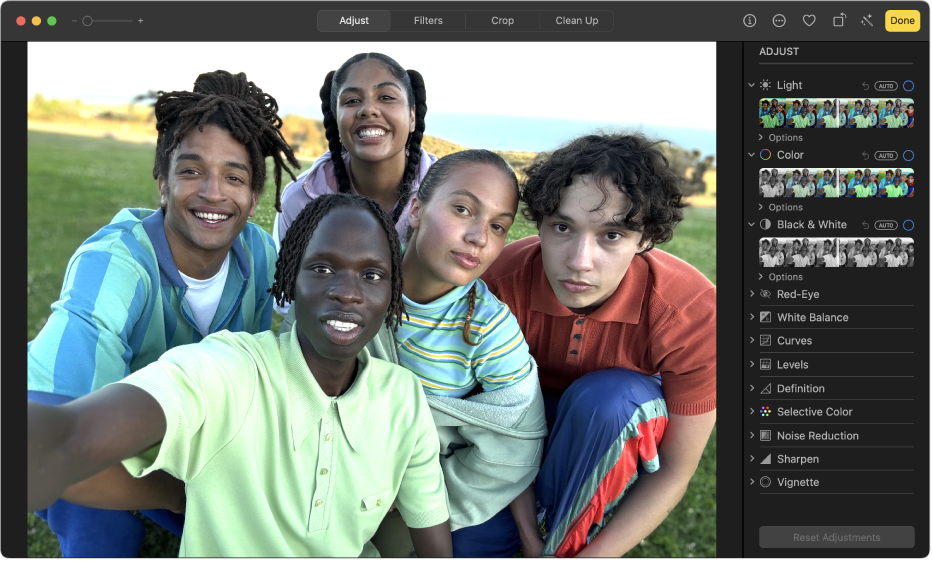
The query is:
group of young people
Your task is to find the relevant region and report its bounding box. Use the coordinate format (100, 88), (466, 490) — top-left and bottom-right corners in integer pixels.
(758, 168), (915, 198)
(27, 53), (717, 558)
(843, 98), (916, 128)
(758, 168), (843, 198)
(843, 169), (915, 198)
(759, 98), (838, 129)
(758, 98), (916, 128)
(758, 238), (839, 267)
(837, 238), (915, 268)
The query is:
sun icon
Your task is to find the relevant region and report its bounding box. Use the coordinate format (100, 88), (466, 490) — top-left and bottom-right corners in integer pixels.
(760, 79), (771, 90)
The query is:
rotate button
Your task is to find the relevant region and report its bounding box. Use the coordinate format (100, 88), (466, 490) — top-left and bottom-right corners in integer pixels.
(875, 220), (898, 230)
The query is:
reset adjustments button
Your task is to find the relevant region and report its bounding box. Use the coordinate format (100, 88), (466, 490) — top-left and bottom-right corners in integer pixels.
(760, 526), (915, 549)
(317, 10), (391, 32)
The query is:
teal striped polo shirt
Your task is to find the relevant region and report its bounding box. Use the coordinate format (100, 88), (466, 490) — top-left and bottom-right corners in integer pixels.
(395, 279), (533, 397)
(28, 208), (277, 400)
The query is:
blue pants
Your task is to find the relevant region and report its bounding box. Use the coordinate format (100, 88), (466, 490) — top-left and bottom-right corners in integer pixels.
(30, 390), (184, 557)
(451, 369), (667, 557)
(36, 502), (184, 557)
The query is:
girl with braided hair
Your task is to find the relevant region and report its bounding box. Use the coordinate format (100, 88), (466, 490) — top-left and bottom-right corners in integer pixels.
(274, 53), (435, 257)
(386, 149), (547, 557)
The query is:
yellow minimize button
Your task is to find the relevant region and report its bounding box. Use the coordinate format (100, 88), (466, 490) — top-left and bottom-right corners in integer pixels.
(886, 10), (920, 32)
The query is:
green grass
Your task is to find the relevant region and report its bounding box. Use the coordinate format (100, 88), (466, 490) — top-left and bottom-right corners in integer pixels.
(27, 130), (716, 557)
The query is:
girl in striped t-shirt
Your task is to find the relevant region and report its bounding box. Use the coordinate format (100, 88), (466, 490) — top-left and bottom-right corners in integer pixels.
(397, 149), (533, 398)
(397, 149), (546, 557)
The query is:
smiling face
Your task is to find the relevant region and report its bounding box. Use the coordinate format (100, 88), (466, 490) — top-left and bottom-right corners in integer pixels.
(158, 124), (256, 275)
(539, 175), (649, 313)
(336, 58), (416, 166)
(293, 207), (393, 369)
(405, 163), (517, 303)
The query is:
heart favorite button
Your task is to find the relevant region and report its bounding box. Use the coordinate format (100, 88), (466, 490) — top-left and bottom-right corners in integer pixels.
(803, 14), (816, 26)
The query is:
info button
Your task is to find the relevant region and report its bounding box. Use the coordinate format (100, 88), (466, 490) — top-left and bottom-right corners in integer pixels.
(875, 220), (898, 230)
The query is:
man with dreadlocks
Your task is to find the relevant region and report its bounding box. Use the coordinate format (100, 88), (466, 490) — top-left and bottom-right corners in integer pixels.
(27, 194), (453, 557)
(27, 69), (299, 557)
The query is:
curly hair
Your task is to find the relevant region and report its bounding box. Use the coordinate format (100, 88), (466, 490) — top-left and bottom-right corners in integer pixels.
(153, 70), (300, 212)
(269, 193), (406, 331)
(521, 133), (687, 248)
(319, 53), (427, 224)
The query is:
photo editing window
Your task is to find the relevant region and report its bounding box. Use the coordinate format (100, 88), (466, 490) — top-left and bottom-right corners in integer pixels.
(5, 1), (929, 559)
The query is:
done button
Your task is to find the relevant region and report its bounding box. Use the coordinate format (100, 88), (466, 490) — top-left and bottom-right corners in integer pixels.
(886, 10), (920, 32)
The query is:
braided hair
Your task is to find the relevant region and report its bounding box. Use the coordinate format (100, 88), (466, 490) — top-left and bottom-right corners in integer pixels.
(405, 149), (518, 346)
(319, 53), (428, 223)
(269, 193), (406, 331)
(153, 70), (300, 212)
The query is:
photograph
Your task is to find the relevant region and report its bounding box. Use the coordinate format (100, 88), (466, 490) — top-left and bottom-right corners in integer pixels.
(844, 168), (914, 197)
(759, 237), (838, 267)
(846, 97), (915, 128)
(837, 238), (915, 267)
(26, 42), (718, 558)
(759, 97), (786, 128)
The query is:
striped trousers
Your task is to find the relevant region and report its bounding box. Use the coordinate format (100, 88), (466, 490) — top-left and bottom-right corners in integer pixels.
(451, 368), (668, 557)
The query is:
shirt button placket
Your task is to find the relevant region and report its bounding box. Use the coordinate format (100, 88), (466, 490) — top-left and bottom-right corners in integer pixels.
(567, 316), (584, 365)
(309, 402), (336, 532)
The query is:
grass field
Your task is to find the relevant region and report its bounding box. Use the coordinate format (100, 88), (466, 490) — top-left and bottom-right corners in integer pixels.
(26, 130), (716, 557)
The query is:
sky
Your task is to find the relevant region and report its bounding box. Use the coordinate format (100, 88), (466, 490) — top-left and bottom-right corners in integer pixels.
(28, 42), (716, 130)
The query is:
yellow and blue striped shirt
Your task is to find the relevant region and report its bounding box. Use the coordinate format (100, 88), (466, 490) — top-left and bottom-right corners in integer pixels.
(395, 279), (533, 397)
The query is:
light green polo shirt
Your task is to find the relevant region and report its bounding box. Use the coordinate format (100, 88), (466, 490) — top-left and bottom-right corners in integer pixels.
(118, 328), (448, 557)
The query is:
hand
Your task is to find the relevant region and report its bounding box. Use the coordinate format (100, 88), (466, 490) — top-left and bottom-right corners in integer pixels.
(522, 535), (546, 558)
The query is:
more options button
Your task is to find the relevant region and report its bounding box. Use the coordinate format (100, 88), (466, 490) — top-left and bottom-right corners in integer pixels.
(760, 526), (915, 549)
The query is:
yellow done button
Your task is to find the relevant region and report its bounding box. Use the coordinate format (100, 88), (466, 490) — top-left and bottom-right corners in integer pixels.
(886, 10), (920, 32)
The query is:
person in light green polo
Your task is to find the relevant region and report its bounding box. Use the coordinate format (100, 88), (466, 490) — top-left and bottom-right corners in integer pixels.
(791, 104), (811, 129)
(849, 106), (874, 128)
(762, 105), (781, 128)
(881, 106), (906, 129)
(26, 194), (453, 558)
(818, 105), (838, 129)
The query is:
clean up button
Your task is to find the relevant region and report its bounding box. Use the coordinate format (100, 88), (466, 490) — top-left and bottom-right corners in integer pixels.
(760, 526), (914, 548)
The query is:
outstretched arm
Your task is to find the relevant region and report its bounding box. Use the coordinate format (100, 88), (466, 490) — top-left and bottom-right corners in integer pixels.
(61, 465), (185, 513)
(28, 384), (166, 512)
(576, 411), (716, 557)
(408, 521), (453, 557)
